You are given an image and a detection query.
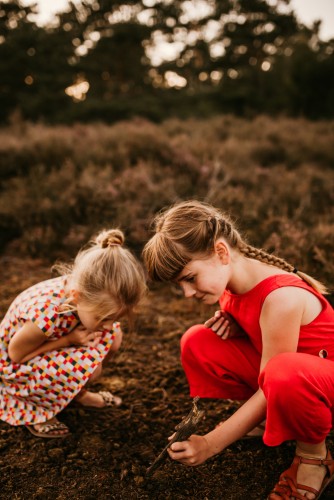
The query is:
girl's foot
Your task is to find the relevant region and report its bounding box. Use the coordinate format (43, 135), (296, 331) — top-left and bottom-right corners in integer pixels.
(27, 417), (70, 439)
(296, 460), (328, 498)
(268, 447), (334, 500)
(74, 389), (122, 408)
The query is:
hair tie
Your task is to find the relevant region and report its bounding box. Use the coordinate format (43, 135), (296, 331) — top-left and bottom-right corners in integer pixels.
(101, 240), (121, 249)
(292, 267), (298, 274)
(107, 242), (121, 248)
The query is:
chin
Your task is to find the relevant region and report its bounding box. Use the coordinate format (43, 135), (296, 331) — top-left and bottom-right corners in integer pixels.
(202, 296), (218, 305)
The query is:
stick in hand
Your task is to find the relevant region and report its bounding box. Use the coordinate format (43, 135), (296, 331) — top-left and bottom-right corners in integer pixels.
(146, 396), (205, 476)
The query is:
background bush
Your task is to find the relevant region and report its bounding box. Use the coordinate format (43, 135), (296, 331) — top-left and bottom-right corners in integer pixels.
(0, 115), (333, 288)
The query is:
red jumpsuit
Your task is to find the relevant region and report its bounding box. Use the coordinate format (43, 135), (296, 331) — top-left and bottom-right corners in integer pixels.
(181, 275), (334, 446)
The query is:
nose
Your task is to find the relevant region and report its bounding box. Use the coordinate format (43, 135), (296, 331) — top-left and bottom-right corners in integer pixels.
(101, 320), (114, 330)
(181, 282), (197, 299)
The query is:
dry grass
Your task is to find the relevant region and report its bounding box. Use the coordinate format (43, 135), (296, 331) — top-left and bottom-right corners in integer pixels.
(0, 115), (333, 287)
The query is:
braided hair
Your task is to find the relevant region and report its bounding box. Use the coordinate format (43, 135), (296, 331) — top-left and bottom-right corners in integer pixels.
(143, 200), (328, 294)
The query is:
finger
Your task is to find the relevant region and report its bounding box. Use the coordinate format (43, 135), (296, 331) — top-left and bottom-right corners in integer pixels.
(221, 326), (230, 340)
(204, 317), (216, 328)
(168, 432), (176, 441)
(177, 457), (198, 466)
(204, 311), (222, 327)
(167, 447), (188, 461)
(215, 320), (230, 337)
(210, 317), (226, 332)
(85, 332), (98, 343)
(169, 440), (189, 452)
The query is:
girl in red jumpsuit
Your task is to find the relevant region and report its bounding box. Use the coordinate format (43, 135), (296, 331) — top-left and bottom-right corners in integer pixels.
(143, 200), (334, 499)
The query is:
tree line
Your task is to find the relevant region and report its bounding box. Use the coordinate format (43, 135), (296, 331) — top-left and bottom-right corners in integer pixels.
(1, 0), (334, 123)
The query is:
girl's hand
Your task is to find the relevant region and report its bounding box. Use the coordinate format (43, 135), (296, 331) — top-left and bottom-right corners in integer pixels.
(67, 325), (102, 347)
(204, 310), (245, 340)
(167, 434), (213, 466)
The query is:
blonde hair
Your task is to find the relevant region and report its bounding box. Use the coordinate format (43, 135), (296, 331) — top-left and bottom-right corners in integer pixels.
(54, 229), (146, 320)
(142, 200), (328, 295)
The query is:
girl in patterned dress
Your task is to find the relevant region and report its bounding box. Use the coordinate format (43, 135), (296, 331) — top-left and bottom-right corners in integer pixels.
(143, 200), (334, 500)
(0, 229), (146, 438)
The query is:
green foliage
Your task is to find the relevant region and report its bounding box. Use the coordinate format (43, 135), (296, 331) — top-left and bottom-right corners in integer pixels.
(0, 1), (334, 122)
(0, 116), (333, 290)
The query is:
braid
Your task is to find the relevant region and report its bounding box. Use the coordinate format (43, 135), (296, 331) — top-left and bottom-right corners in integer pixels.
(143, 200), (328, 295)
(238, 244), (294, 273)
(216, 220), (329, 295)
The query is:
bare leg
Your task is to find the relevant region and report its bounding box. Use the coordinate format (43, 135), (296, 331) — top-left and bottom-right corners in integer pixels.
(75, 364), (106, 407)
(75, 329), (123, 407)
(75, 363), (122, 407)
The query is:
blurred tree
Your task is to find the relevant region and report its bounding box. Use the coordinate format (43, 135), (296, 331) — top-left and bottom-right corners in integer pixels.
(0, 1), (37, 120)
(0, 0), (334, 122)
(0, 0), (78, 121)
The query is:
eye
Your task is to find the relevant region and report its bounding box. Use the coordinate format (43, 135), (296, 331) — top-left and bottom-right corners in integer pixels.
(101, 316), (114, 323)
(183, 275), (195, 283)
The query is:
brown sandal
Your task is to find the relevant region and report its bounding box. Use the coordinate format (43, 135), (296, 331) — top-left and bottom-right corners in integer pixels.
(27, 418), (70, 439)
(268, 448), (334, 499)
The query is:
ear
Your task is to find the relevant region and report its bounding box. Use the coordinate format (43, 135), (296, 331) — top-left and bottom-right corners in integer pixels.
(70, 289), (80, 304)
(214, 241), (230, 265)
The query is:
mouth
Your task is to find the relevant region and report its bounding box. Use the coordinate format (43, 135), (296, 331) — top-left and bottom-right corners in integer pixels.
(195, 294), (206, 301)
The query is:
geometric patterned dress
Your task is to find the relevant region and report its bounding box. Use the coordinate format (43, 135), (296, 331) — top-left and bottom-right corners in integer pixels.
(0, 276), (116, 426)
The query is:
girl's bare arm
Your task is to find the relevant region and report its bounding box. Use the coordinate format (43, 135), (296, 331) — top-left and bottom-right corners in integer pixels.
(168, 389), (267, 465)
(259, 286), (306, 371)
(8, 321), (102, 363)
(8, 321), (69, 363)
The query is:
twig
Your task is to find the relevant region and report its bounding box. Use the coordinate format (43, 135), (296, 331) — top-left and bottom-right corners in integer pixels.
(146, 396), (205, 477)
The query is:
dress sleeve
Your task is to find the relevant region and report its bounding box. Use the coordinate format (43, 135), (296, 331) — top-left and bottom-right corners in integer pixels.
(23, 299), (60, 337)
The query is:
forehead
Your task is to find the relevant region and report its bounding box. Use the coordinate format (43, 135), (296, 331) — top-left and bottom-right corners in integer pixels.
(176, 255), (216, 281)
(78, 298), (121, 318)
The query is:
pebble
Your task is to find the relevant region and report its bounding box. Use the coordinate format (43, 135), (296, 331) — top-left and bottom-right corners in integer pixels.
(61, 466), (68, 476)
(48, 448), (63, 460)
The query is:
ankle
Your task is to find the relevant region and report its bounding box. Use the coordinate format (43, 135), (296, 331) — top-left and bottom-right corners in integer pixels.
(296, 444), (327, 461)
(75, 388), (87, 400)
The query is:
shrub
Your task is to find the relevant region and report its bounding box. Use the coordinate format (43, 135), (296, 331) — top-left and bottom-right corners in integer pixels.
(0, 115), (333, 288)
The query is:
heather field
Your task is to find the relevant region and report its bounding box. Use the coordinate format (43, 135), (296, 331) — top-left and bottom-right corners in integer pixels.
(1, 115), (334, 284)
(0, 115), (334, 499)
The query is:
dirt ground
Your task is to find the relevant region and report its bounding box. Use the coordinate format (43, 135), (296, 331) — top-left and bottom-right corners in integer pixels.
(0, 255), (333, 500)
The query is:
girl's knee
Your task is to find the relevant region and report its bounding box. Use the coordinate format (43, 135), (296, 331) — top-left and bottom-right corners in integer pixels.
(181, 324), (210, 357)
(259, 352), (306, 393)
(89, 362), (102, 382)
(110, 329), (123, 353)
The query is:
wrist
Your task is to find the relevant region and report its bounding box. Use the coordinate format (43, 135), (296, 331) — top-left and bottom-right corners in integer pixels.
(65, 334), (73, 346)
(203, 434), (222, 458)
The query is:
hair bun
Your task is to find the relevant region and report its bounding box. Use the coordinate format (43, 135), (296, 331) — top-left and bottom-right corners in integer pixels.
(95, 229), (125, 248)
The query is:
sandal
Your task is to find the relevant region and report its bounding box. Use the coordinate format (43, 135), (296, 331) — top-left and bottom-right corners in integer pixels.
(27, 418), (70, 439)
(268, 448), (334, 499)
(72, 389), (122, 411)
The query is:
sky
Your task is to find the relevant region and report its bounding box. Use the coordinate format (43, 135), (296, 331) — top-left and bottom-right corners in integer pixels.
(20, 0), (334, 41)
